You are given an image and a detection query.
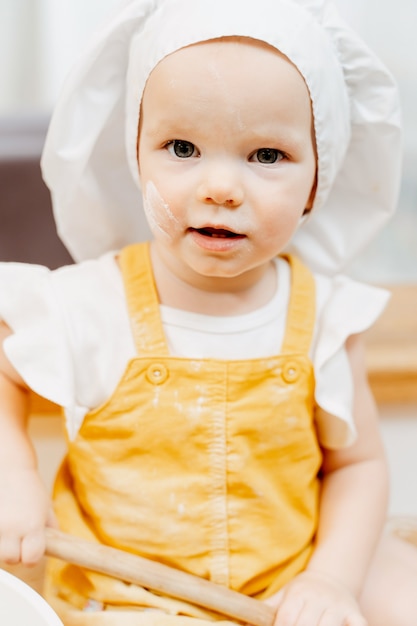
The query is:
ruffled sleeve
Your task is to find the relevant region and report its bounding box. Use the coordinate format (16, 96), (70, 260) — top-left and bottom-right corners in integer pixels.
(0, 262), (75, 407)
(0, 255), (134, 439)
(312, 273), (390, 450)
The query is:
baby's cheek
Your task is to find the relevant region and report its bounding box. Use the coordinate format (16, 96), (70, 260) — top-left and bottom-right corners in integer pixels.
(261, 207), (302, 248)
(143, 181), (182, 241)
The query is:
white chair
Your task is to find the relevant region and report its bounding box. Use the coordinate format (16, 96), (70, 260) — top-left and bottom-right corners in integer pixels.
(0, 568), (63, 626)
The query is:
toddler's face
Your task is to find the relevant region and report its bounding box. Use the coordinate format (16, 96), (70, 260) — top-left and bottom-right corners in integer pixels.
(137, 38), (316, 286)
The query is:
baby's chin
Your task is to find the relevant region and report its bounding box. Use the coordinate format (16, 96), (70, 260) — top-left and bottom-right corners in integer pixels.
(182, 252), (270, 285)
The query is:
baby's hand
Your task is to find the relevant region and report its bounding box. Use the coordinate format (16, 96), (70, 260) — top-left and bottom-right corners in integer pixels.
(266, 570), (367, 626)
(0, 467), (54, 566)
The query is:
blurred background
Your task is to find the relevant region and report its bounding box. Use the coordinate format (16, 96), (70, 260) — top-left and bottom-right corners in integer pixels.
(0, 0), (416, 531)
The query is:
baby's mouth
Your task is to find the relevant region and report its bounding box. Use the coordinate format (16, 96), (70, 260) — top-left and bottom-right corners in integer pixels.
(190, 227), (243, 239)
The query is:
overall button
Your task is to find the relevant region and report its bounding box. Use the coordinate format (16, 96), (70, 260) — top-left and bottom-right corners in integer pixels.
(282, 362), (300, 384)
(146, 363), (168, 385)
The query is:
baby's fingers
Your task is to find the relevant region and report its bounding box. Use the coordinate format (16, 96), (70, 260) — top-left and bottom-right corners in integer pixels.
(274, 598), (304, 626)
(0, 533), (22, 564)
(273, 595), (368, 626)
(277, 604), (368, 626)
(319, 610), (367, 626)
(0, 529), (46, 566)
(21, 528), (46, 566)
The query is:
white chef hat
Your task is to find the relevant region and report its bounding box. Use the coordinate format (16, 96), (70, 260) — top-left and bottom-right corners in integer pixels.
(41, 0), (402, 275)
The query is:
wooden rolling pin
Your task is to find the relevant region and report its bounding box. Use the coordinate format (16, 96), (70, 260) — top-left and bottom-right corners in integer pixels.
(45, 528), (275, 626)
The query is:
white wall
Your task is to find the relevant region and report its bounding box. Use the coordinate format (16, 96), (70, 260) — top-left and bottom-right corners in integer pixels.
(0, 0), (120, 113)
(335, 0), (417, 283)
(380, 406), (417, 517)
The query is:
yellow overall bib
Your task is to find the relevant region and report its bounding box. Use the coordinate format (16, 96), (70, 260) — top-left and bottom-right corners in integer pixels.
(44, 243), (322, 626)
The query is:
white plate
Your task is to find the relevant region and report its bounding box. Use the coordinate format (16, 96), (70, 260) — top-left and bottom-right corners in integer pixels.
(0, 568), (63, 625)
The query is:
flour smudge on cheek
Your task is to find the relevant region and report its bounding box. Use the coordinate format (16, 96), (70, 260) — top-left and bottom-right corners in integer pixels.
(143, 181), (182, 242)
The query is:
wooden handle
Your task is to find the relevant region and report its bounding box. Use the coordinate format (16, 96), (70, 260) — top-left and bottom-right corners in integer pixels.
(45, 528), (275, 626)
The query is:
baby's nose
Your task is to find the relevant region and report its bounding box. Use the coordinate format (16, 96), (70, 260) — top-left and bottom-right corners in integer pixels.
(197, 161), (244, 208)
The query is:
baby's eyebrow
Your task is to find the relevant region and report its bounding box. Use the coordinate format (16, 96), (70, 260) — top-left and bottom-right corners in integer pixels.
(143, 115), (200, 137)
(245, 126), (306, 150)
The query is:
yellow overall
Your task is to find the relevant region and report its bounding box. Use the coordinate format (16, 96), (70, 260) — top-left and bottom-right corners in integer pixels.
(44, 242), (322, 626)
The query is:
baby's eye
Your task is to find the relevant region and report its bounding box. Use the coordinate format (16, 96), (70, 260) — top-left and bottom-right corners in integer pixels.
(250, 148), (283, 164)
(167, 140), (198, 158)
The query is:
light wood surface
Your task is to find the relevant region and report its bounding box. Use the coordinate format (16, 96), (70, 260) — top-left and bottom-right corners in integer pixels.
(364, 285), (417, 403)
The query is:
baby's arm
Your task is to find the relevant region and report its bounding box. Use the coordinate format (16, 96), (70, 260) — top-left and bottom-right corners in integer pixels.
(0, 321), (53, 566)
(269, 333), (388, 626)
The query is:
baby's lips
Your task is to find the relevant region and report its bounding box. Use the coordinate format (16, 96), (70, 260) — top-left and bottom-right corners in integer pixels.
(190, 226), (244, 238)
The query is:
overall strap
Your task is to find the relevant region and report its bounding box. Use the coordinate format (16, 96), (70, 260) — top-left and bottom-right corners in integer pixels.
(280, 254), (316, 356)
(119, 242), (169, 356)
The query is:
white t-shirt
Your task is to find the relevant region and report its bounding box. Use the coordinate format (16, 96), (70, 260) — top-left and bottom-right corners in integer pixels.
(0, 253), (389, 448)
